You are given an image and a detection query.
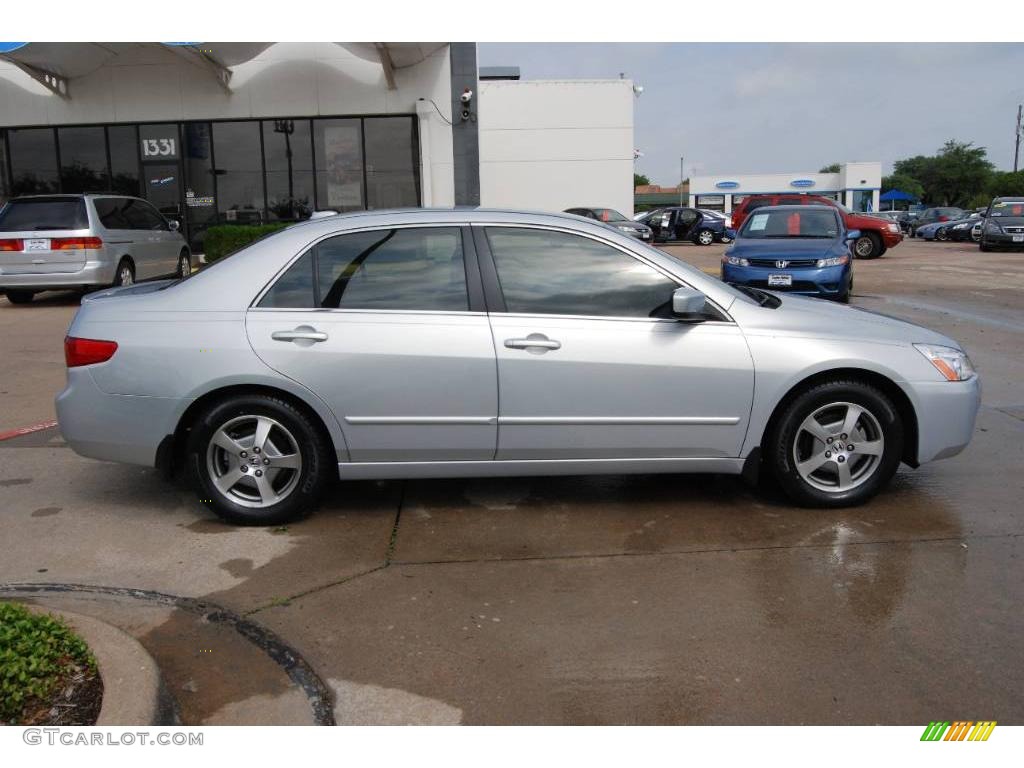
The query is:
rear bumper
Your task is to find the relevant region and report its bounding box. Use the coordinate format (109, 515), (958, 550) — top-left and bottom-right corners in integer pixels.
(906, 376), (981, 463)
(56, 366), (181, 467)
(0, 259), (114, 291)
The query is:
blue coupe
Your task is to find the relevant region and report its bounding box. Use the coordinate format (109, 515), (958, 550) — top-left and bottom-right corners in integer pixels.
(721, 205), (857, 303)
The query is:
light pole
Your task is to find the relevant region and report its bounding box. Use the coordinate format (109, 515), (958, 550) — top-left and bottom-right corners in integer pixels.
(679, 156), (684, 206)
(273, 119), (295, 216)
(1014, 104), (1022, 174)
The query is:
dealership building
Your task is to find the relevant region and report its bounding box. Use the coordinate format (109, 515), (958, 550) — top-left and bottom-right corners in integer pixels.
(0, 43), (635, 251)
(688, 162), (882, 214)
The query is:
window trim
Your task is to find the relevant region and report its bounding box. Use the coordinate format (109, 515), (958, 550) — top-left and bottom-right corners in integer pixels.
(472, 223), (734, 324)
(249, 222), (486, 314)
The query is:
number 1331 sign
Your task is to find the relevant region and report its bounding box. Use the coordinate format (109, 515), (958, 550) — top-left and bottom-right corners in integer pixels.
(142, 138), (177, 158)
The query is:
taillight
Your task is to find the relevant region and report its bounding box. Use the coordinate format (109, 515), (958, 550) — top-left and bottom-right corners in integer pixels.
(64, 336), (118, 367)
(52, 237), (103, 250)
(0, 239), (24, 251)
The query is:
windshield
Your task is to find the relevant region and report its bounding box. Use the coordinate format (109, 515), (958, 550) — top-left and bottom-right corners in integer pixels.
(990, 200), (1024, 218)
(0, 198), (89, 231)
(739, 209), (840, 239)
(593, 208), (628, 223)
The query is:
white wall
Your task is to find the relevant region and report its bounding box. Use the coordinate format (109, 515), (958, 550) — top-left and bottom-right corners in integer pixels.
(478, 79), (634, 215)
(0, 42), (456, 206)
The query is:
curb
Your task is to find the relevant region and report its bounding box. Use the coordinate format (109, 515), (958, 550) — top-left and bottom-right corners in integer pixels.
(27, 605), (178, 726)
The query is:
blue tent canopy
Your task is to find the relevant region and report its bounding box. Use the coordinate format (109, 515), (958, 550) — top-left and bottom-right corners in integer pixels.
(880, 189), (918, 202)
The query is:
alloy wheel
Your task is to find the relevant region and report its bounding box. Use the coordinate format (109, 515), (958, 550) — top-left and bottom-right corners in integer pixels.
(791, 401), (885, 493)
(206, 415), (303, 509)
(179, 255), (191, 278)
(854, 236), (873, 258)
(119, 265), (134, 286)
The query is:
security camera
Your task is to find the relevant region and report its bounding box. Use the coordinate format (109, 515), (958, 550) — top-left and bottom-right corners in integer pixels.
(460, 89), (473, 104)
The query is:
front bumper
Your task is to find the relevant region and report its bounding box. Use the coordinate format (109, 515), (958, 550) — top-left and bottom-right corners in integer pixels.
(56, 366), (182, 467)
(722, 264), (851, 299)
(881, 229), (903, 248)
(905, 376), (981, 463)
(982, 231), (1024, 249)
(0, 259), (115, 291)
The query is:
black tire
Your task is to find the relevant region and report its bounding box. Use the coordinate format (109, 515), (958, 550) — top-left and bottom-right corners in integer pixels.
(853, 232), (881, 259)
(767, 379), (903, 508)
(936, 227), (949, 242)
(177, 250), (192, 279)
(4, 290), (35, 305)
(113, 258), (135, 287)
(979, 239), (992, 252)
(186, 394), (333, 525)
(695, 228), (715, 246)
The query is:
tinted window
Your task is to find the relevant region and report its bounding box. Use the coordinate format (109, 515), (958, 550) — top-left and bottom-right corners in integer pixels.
(0, 132), (9, 206)
(263, 119), (314, 221)
(0, 198), (89, 231)
(258, 250), (315, 308)
(108, 125), (141, 196)
(486, 228), (678, 318)
(58, 127), (109, 193)
(745, 198), (773, 212)
(364, 117), (418, 209)
(94, 198), (130, 229)
(740, 209), (839, 239)
(317, 228), (467, 311)
(8, 128), (59, 196)
(213, 121), (265, 224)
(122, 199), (166, 230)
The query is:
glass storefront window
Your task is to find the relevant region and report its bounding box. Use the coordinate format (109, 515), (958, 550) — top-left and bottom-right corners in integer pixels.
(58, 126), (109, 194)
(263, 119), (313, 220)
(108, 125), (141, 196)
(8, 128), (59, 196)
(314, 119), (364, 212)
(212, 121), (265, 224)
(364, 117), (418, 209)
(183, 122), (216, 252)
(852, 190), (874, 212)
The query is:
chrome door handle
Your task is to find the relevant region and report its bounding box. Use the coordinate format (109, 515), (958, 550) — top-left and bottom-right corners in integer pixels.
(504, 335), (561, 351)
(271, 328), (328, 342)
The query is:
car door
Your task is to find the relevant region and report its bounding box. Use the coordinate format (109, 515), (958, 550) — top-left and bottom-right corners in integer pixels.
(137, 199), (180, 275)
(675, 208), (699, 240)
(477, 225), (754, 460)
(120, 198), (166, 279)
(246, 225), (498, 462)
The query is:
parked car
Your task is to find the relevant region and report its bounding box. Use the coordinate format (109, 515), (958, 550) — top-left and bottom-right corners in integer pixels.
(0, 194), (191, 304)
(971, 220), (984, 242)
(730, 194), (902, 259)
(57, 208), (979, 523)
(979, 197), (1024, 252)
(909, 207), (965, 237)
(946, 213), (985, 242)
(564, 207), (652, 241)
(721, 205), (855, 303)
(647, 206), (732, 245)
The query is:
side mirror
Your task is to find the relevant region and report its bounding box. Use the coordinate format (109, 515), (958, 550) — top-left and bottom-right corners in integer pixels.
(168, 220), (180, 232)
(672, 286), (707, 322)
(844, 229), (861, 241)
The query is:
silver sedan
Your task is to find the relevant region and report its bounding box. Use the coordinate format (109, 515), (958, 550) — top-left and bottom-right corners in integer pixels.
(56, 209), (980, 524)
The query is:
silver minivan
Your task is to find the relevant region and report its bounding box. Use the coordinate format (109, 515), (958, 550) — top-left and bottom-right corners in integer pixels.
(0, 194), (191, 304)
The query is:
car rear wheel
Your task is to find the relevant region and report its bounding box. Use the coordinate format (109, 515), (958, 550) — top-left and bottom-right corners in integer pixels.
(853, 232), (881, 259)
(177, 251), (191, 279)
(768, 379), (903, 507)
(187, 394), (332, 525)
(113, 259), (134, 287)
(936, 227), (950, 242)
(695, 228), (715, 246)
(4, 290), (35, 305)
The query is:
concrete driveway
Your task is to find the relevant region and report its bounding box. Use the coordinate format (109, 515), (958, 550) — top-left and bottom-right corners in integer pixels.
(1, 238), (1022, 724)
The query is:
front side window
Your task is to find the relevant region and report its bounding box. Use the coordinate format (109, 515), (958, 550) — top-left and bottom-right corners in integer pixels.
(485, 227), (679, 318)
(258, 227), (468, 312)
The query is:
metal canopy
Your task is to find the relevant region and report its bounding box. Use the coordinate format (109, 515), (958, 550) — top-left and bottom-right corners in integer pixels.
(338, 43), (447, 90)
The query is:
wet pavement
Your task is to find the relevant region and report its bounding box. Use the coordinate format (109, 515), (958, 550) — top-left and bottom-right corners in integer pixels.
(1, 238), (1022, 724)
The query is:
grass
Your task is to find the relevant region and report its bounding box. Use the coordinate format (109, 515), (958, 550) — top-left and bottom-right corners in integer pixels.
(0, 601), (99, 724)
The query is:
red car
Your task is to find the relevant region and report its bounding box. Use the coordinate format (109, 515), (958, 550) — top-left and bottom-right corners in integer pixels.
(731, 194), (902, 259)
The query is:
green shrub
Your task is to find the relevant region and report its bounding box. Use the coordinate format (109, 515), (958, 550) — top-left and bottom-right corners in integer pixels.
(0, 601), (96, 723)
(202, 223), (290, 263)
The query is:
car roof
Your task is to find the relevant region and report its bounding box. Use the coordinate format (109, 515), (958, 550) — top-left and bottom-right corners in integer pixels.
(10, 193), (146, 201)
(746, 204), (837, 212)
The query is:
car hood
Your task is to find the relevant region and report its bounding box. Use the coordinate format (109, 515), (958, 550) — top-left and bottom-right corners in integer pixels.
(606, 220), (647, 230)
(729, 238), (845, 258)
(737, 291), (959, 348)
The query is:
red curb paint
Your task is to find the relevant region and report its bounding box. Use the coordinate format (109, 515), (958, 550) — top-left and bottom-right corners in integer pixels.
(0, 419), (59, 442)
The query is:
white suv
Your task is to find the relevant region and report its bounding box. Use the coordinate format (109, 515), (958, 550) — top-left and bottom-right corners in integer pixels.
(0, 194), (191, 304)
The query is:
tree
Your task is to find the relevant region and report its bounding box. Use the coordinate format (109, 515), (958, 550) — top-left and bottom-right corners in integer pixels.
(819, 163), (841, 174)
(893, 141), (993, 207)
(633, 173), (651, 188)
(881, 173), (924, 201)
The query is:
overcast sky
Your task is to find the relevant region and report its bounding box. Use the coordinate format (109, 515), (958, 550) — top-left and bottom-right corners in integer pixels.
(478, 43), (1024, 185)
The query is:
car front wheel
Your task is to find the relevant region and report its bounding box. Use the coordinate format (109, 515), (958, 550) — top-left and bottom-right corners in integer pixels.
(768, 379), (903, 507)
(187, 394), (332, 525)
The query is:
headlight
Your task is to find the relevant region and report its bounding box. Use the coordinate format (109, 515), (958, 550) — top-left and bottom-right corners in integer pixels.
(914, 343), (976, 381)
(953, 223), (968, 230)
(985, 220), (1002, 232)
(722, 255), (748, 266)
(888, 223), (900, 232)
(816, 254), (849, 267)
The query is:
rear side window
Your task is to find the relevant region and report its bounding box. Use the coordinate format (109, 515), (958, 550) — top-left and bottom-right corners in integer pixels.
(258, 227), (468, 311)
(0, 198), (89, 231)
(122, 199), (167, 231)
(94, 198), (129, 229)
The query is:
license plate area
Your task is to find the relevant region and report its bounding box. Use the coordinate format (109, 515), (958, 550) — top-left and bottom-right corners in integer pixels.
(1013, 235), (1023, 243)
(25, 238), (51, 251)
(768, 274), (792, 287)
